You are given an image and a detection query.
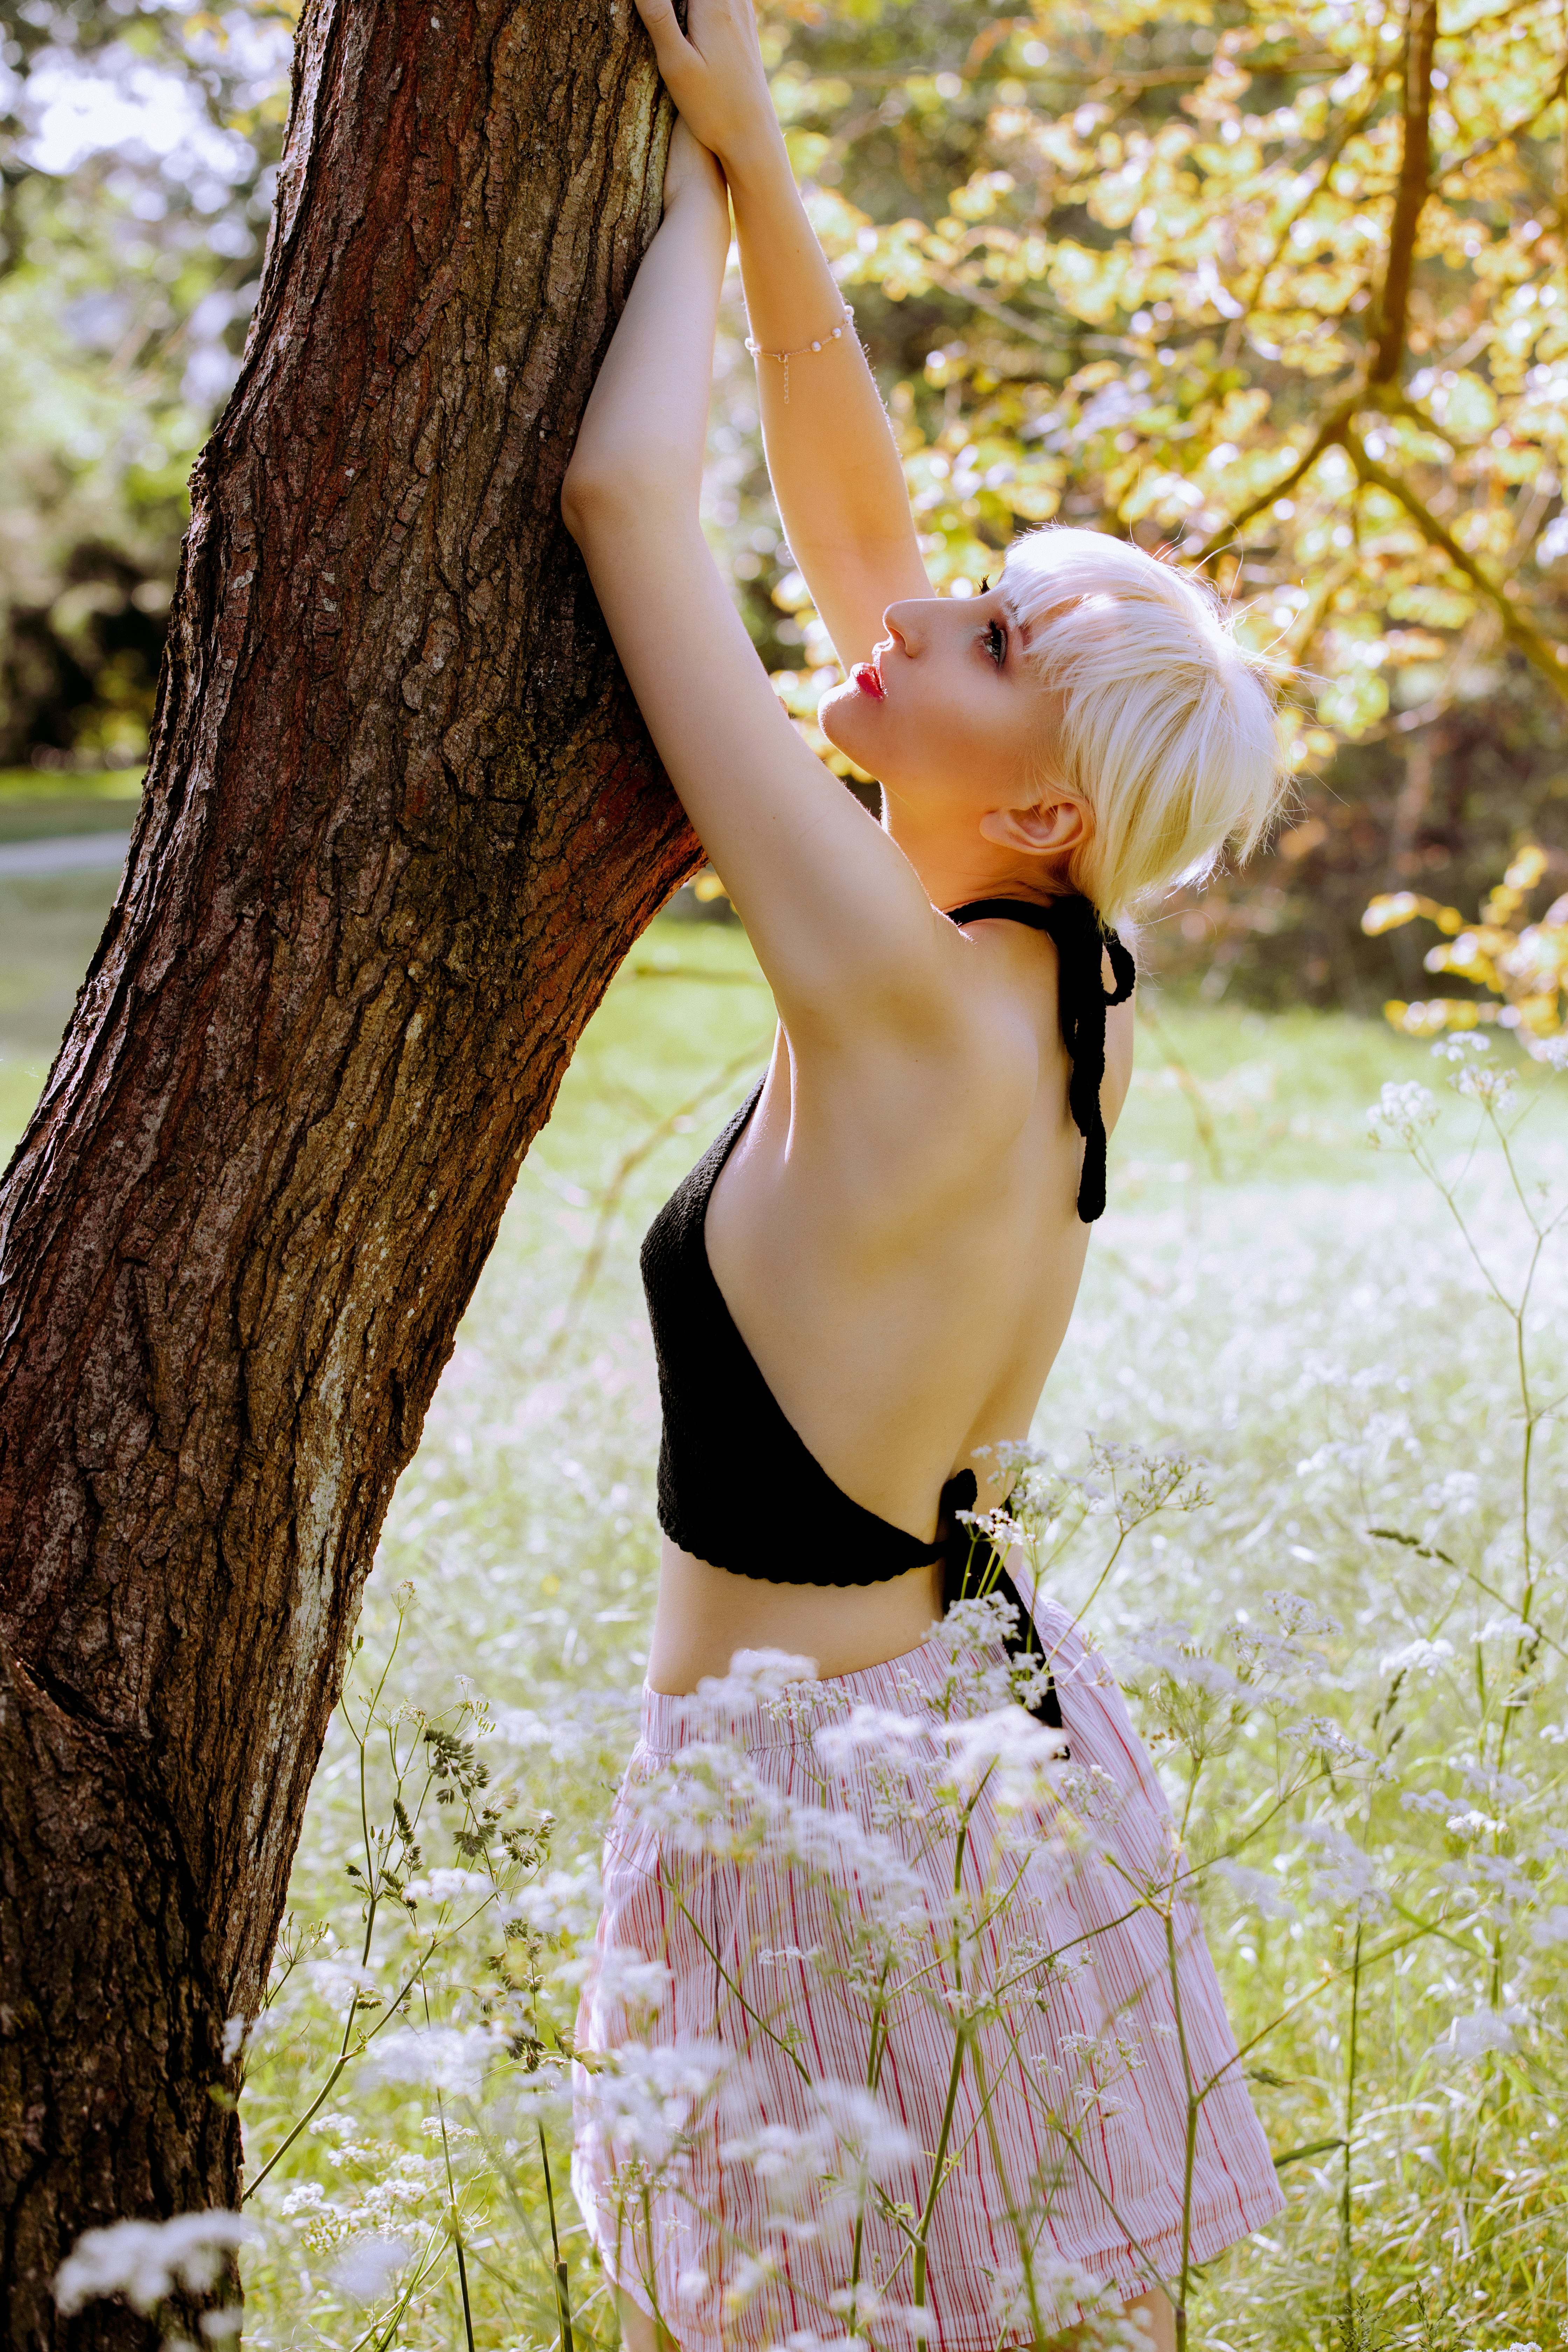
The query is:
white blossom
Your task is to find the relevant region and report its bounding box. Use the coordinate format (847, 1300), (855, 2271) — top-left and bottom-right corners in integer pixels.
(1297, 1820), (1387, 1918)
(1211, 1856), (1297, 1920)
(55, 2213), (256, 2317)
(582, 2040), (730, 2170)
(590, 1942), (673, 2013)
(366, 2025), (500, 2098)
(721, 2080), (915, 2228)
(404, 1867), (492, 1903)
(1283, 1717), (1375, 1764)
(1438, 2005), (1528, 2060)
(505, 1859), (602, 1938)
(696, 1648), (819, 1706)
(328, 2234), (412, 2303)
(1366, 1081), (1438, 1145)
(303, 1958), (381, 2007)
(1380, 1637), (1455, 1676)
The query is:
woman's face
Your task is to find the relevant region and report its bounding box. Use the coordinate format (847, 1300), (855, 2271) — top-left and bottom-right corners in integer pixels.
(817, 585), (1054, 826)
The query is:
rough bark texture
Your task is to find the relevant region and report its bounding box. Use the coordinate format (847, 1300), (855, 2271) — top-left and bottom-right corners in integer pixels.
(0, 4), (696, 2340)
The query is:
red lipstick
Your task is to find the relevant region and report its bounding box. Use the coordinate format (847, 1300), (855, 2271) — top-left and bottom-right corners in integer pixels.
(851, 660), (886, 700)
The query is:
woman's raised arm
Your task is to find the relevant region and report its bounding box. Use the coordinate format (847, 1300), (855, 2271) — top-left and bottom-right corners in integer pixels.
(630, 0), (930, 669)
(561, 130), (965, 1053)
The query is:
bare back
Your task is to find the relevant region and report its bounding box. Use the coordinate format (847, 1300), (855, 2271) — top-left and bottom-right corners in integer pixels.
(647, 920), (1134, 1691)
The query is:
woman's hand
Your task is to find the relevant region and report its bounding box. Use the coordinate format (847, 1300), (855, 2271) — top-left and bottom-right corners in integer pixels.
(632, 0), (781, 174)
(663, 117), (727, 219)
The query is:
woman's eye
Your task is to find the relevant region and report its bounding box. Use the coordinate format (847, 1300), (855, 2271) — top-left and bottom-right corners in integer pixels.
(984, 618), (1007, 666)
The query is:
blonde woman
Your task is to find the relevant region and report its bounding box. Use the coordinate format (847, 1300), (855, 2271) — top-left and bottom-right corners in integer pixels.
(561, 5), (1284, 2345)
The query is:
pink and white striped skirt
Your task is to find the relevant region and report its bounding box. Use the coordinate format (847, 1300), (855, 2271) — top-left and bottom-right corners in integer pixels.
(572, 1583), (1282, 2350)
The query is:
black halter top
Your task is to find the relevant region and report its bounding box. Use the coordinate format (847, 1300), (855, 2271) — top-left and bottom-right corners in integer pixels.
(639, 894), (1134, 1712)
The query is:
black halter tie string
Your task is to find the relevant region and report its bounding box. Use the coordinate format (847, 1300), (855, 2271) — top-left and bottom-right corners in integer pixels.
(941, 892), (1136, 1223)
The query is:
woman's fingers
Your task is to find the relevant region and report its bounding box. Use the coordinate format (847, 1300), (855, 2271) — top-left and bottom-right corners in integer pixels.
(629, 0), (695, 85)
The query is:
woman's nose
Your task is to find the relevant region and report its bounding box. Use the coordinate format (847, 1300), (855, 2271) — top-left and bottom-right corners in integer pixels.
(882, 604), (918, 652)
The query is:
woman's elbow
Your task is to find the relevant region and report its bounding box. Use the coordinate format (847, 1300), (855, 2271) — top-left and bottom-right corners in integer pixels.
(560, 461), (620, 546)
(562, 444), (692, 544)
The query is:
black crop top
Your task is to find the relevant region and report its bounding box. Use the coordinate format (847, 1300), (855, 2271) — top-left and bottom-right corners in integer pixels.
(639, 894), (1134, 1711)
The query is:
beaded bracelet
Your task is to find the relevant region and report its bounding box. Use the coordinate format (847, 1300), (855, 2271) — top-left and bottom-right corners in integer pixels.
(743, 305), (856, 404)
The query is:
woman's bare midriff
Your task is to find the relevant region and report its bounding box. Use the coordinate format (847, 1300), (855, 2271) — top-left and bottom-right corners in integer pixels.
(646, 1537), (947, 1694)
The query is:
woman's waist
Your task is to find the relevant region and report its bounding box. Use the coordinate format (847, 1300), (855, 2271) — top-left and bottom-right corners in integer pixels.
(644, 1537), (945, 1696)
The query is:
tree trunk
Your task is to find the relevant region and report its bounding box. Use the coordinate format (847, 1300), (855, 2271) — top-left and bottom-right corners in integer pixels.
(0, 4), (695, 2340)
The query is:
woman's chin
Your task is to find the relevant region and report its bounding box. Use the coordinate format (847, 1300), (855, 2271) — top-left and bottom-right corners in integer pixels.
(817, 677), (873, 756)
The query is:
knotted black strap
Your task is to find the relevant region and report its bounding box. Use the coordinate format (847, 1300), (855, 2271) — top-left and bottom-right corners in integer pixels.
(941, 892), (1135, 1222)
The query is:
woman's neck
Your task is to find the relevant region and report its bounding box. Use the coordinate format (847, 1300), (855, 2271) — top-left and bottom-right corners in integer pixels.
(881, 797), (1068, 913)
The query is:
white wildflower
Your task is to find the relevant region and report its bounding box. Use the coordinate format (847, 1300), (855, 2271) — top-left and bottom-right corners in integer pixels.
(989, 2248), (1148, 2337)
(1380, 1637), (1454, 1676)
(930, 1589), (1020, 1656)
(303, 1958), (381, 2007)
(328, 2234), (412, 2303)
(813, 1704), (933, 1772)
(404, 1867), (492, 1903)
(1211, 1857), (1297, 1920)
(940, 1706), (1070, 1798)
(366, 2025), (499, 2098)
(1531, 1907), (1568, 1947)
(1400, 1788), (1452, 1816)
(1438, 2004), (1527, 2060)
(1121, 1623), (1245, 1697)
(1421, 1470), (1479, 1514)
(1264, 1591), (1341, 1638)
(722, 2080), (915, 2224)
(1528, 1034), (1568, 1070)
(1297, 1821), (1387, 1918)
(1366, 1080), (1438, 1145)
(696, 1648), (819, 1706)
(1283, 1717), (1374, 1764)
(55, 2213), (257, 2318)
(1430, 1033), (1491, 1061)
(1450, 1062), (1517, 1110)
(584, 2040), (729, 2170)
(505, 1859), (602, 1938)
(591, 1942), (673, 2014)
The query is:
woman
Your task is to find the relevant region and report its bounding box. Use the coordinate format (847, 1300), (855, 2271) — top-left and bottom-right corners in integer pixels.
(561, 6), (1284, 2346)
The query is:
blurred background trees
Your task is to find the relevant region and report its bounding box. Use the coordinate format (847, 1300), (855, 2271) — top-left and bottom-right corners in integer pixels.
(2, 0), (1564, 1006)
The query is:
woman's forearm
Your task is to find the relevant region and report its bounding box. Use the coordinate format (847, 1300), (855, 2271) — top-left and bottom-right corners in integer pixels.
(727, 141), (918, 572)
(562, 169), (731, 518)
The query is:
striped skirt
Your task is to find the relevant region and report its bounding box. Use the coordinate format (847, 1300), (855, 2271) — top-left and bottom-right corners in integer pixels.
(572, 1578), (1282, 2350)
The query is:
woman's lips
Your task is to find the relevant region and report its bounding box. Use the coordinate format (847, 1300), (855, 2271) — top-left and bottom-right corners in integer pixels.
(850, 660), (886, 700)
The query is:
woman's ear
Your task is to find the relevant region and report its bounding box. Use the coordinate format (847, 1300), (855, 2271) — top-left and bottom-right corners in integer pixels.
(978, 791), (1093, 859)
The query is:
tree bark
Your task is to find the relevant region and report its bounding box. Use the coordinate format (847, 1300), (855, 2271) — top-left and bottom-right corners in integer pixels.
(0, 4), (696, 2340)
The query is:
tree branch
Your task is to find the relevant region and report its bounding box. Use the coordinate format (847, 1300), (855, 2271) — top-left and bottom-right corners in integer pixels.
(1343, 429), (1568, 703)
(1367, 0), (1438, 384)
(1191, 401), (1354, 555)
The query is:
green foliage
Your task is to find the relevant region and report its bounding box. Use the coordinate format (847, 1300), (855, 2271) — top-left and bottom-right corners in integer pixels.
(0, 0), (289, 762)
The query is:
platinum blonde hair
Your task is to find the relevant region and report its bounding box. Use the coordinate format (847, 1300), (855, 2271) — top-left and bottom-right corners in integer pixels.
(1000, 527), (1283, 922)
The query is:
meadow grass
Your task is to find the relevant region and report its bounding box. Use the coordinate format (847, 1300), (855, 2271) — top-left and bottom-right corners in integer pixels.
(12, 912), (1562, 2351)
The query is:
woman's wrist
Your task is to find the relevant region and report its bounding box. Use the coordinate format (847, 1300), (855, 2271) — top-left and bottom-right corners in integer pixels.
(718, 123), (796, 204)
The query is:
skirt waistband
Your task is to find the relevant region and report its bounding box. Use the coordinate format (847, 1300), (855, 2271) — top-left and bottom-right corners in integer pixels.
(636, 1634), (1013, 1758)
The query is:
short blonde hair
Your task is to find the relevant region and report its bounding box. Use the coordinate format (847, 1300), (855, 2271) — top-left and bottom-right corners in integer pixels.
(1001, 527), (1283, 921)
